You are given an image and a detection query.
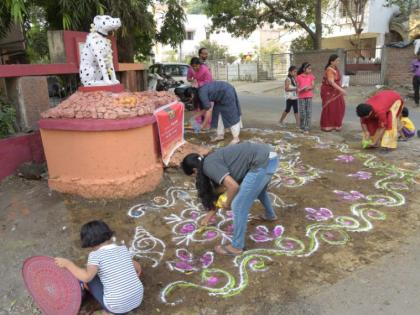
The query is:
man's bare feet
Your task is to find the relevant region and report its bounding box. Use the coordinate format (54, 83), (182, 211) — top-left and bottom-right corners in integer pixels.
(210, 135), (224, 142)
(229, 138), (240, 145)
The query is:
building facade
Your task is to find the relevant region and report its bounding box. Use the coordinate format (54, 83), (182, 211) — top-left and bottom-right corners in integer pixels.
(322, 0), (400, 52)
(153, 14), (297, 63)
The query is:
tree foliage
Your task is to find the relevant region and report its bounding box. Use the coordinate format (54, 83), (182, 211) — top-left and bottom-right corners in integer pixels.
(203, 0), (323, 50)
(386, 0), (419, 17)
(258, 40), (286, 57)
(290, 35), (314, 53)
(0, 96), (17, 138)
(186, 0), (206, 14)
(0, 1), (12, 39)
(25, 5), (49, 63)
(1, 0), (186, 62)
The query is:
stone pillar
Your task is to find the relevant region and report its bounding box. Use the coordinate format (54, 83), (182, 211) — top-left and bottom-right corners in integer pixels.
(6, 76), (50, 131)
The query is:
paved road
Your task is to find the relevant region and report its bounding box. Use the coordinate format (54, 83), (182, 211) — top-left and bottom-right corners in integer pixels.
(237, 92), (420, 315)
(239, 93), (420, 132)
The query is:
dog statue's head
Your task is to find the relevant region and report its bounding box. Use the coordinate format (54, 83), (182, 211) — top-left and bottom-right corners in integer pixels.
(93, 15), (121, 35)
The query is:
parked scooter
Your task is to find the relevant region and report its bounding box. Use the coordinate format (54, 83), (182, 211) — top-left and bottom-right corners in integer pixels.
(148, 73), (194, 110)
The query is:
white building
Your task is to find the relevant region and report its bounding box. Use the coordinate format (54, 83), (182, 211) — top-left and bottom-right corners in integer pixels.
(153, 14), (298, 62)
(322, 0), (400, 52)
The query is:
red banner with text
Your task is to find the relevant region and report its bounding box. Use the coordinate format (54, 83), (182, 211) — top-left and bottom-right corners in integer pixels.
(154, 102), (185, 166)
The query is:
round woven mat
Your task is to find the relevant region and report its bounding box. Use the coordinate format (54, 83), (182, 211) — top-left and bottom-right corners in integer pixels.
(22, 256), (81, 315)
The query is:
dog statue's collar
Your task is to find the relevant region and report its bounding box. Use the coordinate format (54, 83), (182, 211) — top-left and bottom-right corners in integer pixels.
(96, 30), (108, 37)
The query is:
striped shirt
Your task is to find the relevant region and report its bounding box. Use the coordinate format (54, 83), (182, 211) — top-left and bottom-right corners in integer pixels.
(88, 244), (143, 314)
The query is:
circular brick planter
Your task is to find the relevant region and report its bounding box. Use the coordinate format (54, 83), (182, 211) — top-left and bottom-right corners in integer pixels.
(39, 115), (163, 199)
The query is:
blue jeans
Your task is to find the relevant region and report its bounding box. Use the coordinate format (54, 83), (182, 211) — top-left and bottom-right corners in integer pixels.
(231, 156), (279, 249)
(87, 276), (128, 315)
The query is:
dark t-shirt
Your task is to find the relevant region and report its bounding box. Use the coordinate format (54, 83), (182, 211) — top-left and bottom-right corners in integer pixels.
(203, 142), (271, 184)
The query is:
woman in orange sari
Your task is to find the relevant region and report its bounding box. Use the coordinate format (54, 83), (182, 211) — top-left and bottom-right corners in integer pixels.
(320, 54), (347, 131)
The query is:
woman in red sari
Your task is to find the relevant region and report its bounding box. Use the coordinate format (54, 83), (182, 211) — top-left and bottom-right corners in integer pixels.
(320, 54), (347, 131)
(356, 90), (404, 149)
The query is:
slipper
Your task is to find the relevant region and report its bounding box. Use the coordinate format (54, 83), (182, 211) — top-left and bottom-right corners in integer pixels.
(215, 244), (243, 256)
(253, 214), (278, 222)
(229, 138), (240, 145)
(210, 136), (224, 142)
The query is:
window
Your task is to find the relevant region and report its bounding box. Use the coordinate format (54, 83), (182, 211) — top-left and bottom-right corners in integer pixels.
(186, 31), (195, 40)
(205, 27), (211, 40)
(161, 65), (188, 77)
(179, 65), (189, 76)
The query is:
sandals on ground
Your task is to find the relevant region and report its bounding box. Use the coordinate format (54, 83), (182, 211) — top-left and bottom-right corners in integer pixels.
(215, 244), (243, 256)
(210, 135), (224, 142)
(253, 214), (279, 222)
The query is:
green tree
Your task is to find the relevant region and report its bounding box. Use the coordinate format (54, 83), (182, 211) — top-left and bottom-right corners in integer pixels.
(203, 0), (323, 50)
(0, 96), (17, 138)
(0, 1), (12, 39)
(386, 0), (419, 16)
(186, 0), (206, 14)
(258, 40), (286, 57)
(24, 5), (49, 63)
(1, 0), (186, 62)
(290, 35), (313, 53)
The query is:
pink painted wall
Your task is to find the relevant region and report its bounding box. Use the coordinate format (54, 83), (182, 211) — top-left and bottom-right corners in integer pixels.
(0, 132), (45, 180)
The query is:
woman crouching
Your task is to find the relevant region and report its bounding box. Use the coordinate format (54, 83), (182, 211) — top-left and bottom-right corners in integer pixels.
(181, 142), (279, 256)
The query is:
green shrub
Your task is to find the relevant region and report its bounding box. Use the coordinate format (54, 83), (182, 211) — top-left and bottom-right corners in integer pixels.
(0, 98), (17, 138)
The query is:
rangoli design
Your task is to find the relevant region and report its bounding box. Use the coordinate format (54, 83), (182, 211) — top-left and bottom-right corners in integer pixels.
(127, 130), (419, 305)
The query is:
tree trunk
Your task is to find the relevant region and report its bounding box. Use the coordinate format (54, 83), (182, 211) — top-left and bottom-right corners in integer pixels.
(314, 0), (322, 50)
(117, 35), (135, 62)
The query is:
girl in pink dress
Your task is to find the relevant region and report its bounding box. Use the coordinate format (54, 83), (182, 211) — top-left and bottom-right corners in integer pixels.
(296, 62), (316, 133)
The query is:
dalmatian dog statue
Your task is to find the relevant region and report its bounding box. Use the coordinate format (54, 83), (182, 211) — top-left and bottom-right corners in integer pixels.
(79, 15), (121, 86)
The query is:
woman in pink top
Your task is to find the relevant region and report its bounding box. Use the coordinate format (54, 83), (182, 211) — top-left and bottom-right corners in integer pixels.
(296, 62), (316, 133)
(187, 57), (213, 129)
(187, 57), (213, 87)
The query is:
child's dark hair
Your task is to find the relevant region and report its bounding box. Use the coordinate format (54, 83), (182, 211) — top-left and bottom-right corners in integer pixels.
(190, 56), (201, 66)
(80, 220), (114, 248)
(181, 153), (218, 210)
(184, 87), (201, 110)
(298, 62), (311, 75)
(184, 86), (198, 99)
(402, 107), (409, 117)
(287, 66), (297, 85)
(288, 66), (297, 77)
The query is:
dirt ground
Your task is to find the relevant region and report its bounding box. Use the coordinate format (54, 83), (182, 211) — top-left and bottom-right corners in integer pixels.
(1, 127), (419, 315)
